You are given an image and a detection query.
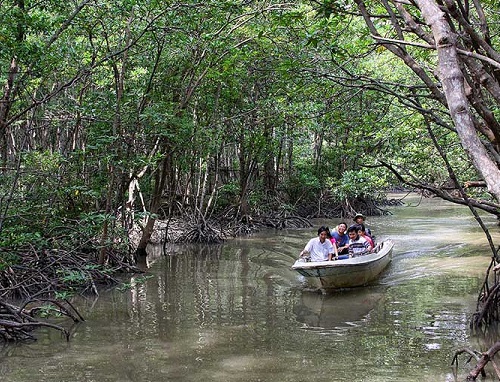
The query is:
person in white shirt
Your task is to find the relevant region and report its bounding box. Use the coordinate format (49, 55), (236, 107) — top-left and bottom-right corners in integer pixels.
(300, 226), (335, 262)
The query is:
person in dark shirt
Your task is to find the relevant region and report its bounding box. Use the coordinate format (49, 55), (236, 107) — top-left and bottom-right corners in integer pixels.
(351, 213), (372, 237)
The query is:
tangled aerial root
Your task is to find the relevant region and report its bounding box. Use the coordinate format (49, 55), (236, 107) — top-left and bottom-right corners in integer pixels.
(0, 247), (142, 301)
(456, 249), (500, 380)
(452, 342), (500, 381)
(0, 245), (142, 343)
(0, 298), (84, 343)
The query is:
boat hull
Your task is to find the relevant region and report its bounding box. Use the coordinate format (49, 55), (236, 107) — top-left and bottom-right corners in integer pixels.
(292, 240), (394, 290)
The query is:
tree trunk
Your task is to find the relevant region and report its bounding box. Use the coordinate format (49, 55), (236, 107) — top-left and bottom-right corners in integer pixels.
(135, 152), (170, 255)
(263, 123), (276, 193)
(415, 0), (500, 203)
(0, 59), (19, 169)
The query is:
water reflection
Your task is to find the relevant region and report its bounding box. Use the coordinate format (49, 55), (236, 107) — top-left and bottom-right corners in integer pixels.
(293, 288), (384, 331)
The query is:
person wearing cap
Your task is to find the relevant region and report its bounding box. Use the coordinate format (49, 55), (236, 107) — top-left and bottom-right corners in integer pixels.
(351, 213), (372, 237)
(299, 226), (336, 262)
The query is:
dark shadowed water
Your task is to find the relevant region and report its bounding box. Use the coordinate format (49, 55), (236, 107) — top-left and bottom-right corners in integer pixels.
(2, 194), (500, 381)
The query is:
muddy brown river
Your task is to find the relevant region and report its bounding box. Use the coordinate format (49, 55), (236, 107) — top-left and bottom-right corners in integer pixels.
(2, 194), (500, 381)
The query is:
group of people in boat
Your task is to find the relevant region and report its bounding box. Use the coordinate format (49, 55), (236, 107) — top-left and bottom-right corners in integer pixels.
(299, 213), (375, 262)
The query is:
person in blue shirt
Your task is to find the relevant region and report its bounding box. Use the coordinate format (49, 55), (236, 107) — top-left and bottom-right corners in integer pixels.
(331, 222), (349, 255)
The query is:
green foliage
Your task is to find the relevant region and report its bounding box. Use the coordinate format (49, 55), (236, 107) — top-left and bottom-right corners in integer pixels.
(331, 168), (389, 200)
(316, 0), (348, 19)
(215, 182), (240, 211)
(1, 150), (95, 248)
(282, 160), (322, 203)
(0, 230), (49, 250)
(1, 0), (492, 261)
(54, 291), (74, 300)
(56, 269), (89, 285)
(37, 304), (62, 318)
(83, 263), (113, 274)
(0, 253), (21, 272)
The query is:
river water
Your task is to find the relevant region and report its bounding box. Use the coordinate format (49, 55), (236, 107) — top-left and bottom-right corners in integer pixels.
(2, 194), (500, 381)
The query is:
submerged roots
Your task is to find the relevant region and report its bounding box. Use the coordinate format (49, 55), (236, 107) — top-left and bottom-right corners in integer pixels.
(460, 250), (500, 380)
(0, 298), (84, 343)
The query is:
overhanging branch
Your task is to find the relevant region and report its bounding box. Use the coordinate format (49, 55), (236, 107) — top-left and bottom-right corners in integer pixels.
(371, 35), (500, 70)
